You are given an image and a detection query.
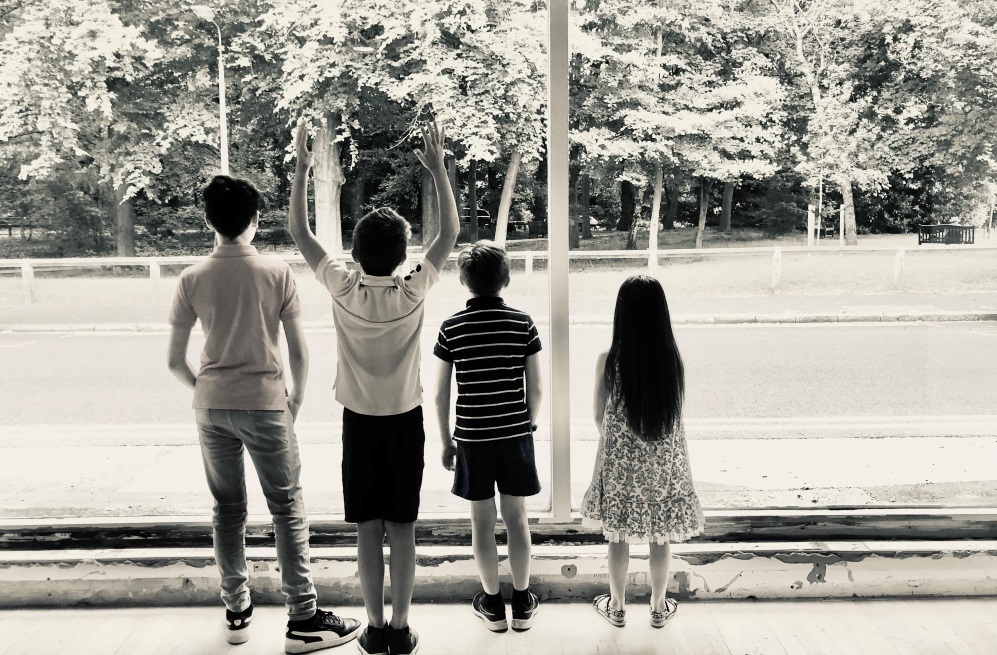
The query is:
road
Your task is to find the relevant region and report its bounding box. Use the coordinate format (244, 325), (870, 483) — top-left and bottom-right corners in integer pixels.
(2, 322), (996, 427)
(2, 322), (996, 518)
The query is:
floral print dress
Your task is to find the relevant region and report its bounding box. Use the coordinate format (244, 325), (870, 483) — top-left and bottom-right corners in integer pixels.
(581, 395), (704, 544)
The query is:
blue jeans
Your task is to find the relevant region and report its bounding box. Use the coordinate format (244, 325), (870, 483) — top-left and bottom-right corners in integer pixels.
(195, 408), (317, 621)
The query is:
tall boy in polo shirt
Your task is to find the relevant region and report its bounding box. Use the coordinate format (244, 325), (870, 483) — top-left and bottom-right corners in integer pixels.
(433, 241), (543, 633)
(287, 120), (459, 655)
(167, 175), (360, 654)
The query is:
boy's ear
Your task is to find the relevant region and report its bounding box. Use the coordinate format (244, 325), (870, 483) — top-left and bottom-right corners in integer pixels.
(251, 212), (260, 228)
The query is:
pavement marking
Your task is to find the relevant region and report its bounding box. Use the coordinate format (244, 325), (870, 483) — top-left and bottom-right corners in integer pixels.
(0, 341), (35, 348)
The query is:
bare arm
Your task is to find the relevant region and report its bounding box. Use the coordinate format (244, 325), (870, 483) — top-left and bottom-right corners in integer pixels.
(525, 352), (543, 425)
(282, 314), (309, 421)
(167, 325), (196, 391)
(414, 121), (459, 273)
(288, 122), (329, 272)
(434, 358), (457, 470)
(593, 351), (609, 429)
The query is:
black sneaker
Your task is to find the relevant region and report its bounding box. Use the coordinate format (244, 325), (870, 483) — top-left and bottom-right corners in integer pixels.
(225, 603), (253, 645)
(511, 591), (539, 631)
(387, 625), (419, 655)
(471, 592), (508, 632)
(285, 609), (361, 654)
(357, 624), (390, 655)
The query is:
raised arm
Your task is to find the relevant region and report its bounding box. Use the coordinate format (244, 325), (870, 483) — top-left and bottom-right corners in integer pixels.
(288, 122), (329, 272)
(414, 121), (459, 273)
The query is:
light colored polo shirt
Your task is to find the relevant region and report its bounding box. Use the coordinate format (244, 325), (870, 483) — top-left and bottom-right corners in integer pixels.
(169, 244), (301, 410)
(315, 255), (439, 416)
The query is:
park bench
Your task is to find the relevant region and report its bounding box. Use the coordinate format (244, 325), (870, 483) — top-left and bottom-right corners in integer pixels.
(918, 224), (975, 245)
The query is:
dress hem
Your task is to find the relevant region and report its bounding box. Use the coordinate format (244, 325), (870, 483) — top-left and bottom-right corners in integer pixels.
(580, 516), (703, 545)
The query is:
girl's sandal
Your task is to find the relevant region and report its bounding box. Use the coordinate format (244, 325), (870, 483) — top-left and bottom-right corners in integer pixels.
(650, 598), (678, 628)
(593, 594), (626, 627)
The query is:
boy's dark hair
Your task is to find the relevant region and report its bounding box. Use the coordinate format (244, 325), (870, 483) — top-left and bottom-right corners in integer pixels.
(457, 241), (510, 296)
(605, 275), (684, 442)
(203, 175), (260, 239)
(352, 207), (411, 275)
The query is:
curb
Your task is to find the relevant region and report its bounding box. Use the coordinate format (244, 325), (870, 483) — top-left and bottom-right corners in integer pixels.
(2, 312), (996, 333)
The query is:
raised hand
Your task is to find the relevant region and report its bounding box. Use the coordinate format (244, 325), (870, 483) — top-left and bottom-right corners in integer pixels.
(294, 121), (313, 170)
(413, 120), (446, 171)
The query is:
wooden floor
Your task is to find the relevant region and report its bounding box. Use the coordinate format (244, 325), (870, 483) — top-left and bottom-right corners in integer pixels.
(0, 599), (995, 655)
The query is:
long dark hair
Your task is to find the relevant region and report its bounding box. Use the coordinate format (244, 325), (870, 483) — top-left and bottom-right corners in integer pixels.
(604, 275), (684, 441)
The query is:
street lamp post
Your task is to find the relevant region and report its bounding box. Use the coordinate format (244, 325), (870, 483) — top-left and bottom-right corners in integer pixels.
(192, 6), (229, 176)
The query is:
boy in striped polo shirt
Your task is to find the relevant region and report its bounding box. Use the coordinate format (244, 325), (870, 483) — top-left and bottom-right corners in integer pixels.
(433, 241), (543, 633)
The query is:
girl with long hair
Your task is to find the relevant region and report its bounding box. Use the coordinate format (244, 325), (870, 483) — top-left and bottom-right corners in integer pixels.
(581, 275), (704, 629)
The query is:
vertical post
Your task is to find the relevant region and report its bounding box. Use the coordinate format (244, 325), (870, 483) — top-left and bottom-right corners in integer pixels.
(21, 261), (34, 305)
(839, 207), (845, 246)
(525, 252), (534, 279)
(807, 204), (815, 247)
(771, 247), (782, 293)
(546, 0), (572, 524)
(893, 247), (905, 288)
(217, 46), (229, 175)
(149, 258), (161, 297)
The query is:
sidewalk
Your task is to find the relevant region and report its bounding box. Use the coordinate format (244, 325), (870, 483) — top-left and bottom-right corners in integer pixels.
(2, 422), (995, 520)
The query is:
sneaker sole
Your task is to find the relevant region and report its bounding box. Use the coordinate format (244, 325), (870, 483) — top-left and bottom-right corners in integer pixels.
(511, 606), (538, 631)
(356, 644), (388, 655)
(285, 629), (359, 654)
(472, 607), (509, 632)
(226, 629), (251, 645)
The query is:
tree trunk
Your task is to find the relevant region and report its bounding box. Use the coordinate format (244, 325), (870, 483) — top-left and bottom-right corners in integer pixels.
(649, 164), (663, 255)
(617, 180), (636, 233)
(569, 165), (581, 250)
(421, 166), (440, 247)
(695, 178), (713, 249)
(447, 155), (461, 225)
(313, 113), (345, 254)
(664, 181), (679, 229)
(467, 159), (479, 243)
(841, 177), (858, 245)
(494, 151), (522, 248)
(114, 183), (135, 257)
(580, 173), (592, 239)
(720, 179), (734, 235)
(347, 172), (365, 222)
(487, 165), (501, 231)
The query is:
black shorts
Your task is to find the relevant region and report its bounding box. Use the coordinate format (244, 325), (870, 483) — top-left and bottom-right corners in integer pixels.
(452, 435), (542, 501)
(342, 406), (425, 523)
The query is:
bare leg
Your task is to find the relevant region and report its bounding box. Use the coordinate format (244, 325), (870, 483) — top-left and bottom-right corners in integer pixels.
(470, 499), (500, 595)
(649, 541), (672, 611)
(357, 520), (386, 626)
(384, 520), (416, 629)
(607, 540), (630, 611)
(499, 494), (531, 591)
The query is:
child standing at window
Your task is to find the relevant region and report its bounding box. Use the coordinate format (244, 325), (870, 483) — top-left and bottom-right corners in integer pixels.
(581, 275), (704, 629)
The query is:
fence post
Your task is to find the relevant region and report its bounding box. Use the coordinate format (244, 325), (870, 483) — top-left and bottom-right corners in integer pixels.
(893, 247), (905, 288)
(149, 258), (161, 297)
(21, 261), (35, 305)
(525, 252), (534, 279)
(839, 207), (845, 246)
(807, 205), (815, 247)
(771, 247), (782, 293)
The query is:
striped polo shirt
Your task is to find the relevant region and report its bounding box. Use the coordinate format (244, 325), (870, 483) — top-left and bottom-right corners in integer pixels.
(434, 296), (542, 442)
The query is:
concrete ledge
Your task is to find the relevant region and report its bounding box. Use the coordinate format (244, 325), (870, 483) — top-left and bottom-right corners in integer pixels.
(2, 542), (995, 608)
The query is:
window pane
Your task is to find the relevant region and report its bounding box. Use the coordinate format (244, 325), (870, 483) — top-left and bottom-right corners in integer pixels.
(566, 1), (997, 511)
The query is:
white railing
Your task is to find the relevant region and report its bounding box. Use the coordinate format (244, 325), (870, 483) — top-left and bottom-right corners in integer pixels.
(3, 243), (996, 305)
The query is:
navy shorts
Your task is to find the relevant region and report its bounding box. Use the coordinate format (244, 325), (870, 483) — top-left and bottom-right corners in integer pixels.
(341, 406), (425, 523)
(452, 435), (542, 501)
